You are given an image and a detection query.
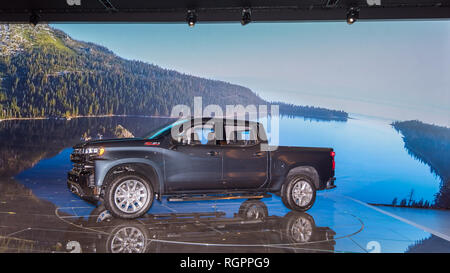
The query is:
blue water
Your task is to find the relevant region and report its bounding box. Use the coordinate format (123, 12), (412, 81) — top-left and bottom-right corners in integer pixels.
(276, 115), (441, 205)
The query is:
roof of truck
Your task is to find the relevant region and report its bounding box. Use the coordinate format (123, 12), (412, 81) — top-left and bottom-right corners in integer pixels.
(185, 117), (262, 126)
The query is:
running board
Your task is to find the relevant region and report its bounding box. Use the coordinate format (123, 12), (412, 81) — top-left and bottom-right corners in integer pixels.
(167, 193), (271, 202)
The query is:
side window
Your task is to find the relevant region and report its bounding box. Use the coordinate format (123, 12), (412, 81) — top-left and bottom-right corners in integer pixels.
(178, 123), (217, 145)
(224, 124), (259, 146)
(194, 126), (215, 145)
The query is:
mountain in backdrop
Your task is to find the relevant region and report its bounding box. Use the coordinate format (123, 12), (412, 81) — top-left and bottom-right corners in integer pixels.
(0, 24), (347, 120)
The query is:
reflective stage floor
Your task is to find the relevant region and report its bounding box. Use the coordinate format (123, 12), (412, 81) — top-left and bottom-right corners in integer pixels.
(1, 175), (450, 253)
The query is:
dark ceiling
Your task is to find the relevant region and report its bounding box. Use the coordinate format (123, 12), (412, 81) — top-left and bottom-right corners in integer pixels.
(0, 0), (449, 23)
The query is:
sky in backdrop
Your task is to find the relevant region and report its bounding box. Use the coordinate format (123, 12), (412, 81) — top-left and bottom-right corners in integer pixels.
(52, 21), (450, 127)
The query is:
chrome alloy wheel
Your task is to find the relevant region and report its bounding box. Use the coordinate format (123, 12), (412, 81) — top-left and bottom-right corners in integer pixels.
(114, 180), (149, 214)
(291, 179), (313, 207)
(110, 226), (147, 253)
(290, 216), (313, 242)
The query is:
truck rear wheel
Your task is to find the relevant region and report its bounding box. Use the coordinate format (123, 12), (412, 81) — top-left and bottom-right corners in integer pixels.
(282, 174), (316, 212)
(104, 173), (154, 219)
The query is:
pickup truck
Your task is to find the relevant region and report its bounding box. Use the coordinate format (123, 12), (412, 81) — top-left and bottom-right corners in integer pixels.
(68, 117), (336, 219)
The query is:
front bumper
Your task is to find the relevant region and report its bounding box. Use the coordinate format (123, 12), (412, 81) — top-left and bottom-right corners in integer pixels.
(325, 177), (336, 190)
(67, 170), (99, 203)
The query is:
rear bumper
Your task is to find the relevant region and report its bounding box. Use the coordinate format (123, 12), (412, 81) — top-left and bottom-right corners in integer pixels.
(325, 177), (336, 190)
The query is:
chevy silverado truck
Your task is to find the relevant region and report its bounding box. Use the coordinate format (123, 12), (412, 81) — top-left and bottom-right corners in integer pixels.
(68, 118), (336, 219)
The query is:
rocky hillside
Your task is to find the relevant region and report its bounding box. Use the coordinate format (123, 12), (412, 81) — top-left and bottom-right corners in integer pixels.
(0, 24), (347, 120)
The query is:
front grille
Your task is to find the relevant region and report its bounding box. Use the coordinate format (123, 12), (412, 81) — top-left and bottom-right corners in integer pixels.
(71, 150), (93, 171)
(73, 148), (84, 154)
(70, 148), (95, 187)
(73, 163), (94, 172)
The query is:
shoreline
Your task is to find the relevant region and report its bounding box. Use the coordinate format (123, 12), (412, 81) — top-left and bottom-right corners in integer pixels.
(1, 112), (349, 122)
(0, 114), (174, 122)
(369, 203), (449, 211)
(0, 117), (49, 122)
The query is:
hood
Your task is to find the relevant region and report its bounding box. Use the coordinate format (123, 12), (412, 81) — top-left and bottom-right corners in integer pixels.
(73, 137), (145, 148)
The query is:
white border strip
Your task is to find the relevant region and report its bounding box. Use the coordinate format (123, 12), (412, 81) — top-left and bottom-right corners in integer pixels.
(345, 196), (450, 242)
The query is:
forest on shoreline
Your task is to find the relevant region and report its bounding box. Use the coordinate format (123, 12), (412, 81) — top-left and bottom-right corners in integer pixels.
(0, 24), (348, 122)
(391, 120), (450, 209)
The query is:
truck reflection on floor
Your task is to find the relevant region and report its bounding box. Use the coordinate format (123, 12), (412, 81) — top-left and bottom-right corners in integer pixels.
(65, 200), (336, 253)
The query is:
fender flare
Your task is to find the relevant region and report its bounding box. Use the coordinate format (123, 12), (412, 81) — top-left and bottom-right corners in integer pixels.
(95, 158), (164, 194)
(286, 165), (320, 189)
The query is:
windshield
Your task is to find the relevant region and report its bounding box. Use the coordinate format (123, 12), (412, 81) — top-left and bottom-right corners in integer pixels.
(142, 119), (188, 139)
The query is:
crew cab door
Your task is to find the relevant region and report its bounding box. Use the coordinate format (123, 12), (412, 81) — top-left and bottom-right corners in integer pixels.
(222, 122), (269, 189)
(163, 121), (224, 192)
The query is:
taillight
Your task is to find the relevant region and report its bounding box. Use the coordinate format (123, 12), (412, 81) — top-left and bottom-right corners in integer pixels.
(330, 151), (335, 170)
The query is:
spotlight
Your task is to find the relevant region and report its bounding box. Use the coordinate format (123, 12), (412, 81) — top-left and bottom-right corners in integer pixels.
(30, 11), (40, 26)
(346, 7), (359, 25)
(241, 8), (252, 26)
(186, 10), (197, 27)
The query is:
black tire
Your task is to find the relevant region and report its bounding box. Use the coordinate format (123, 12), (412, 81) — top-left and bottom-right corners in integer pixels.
(238, 200), (268, 220)
(281, 174), (316, 212)
(281, 184), (293, 210)
(104, 173), (154, 219)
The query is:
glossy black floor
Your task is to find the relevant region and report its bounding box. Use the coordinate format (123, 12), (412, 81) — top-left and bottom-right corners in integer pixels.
(1, 174), (450, 253)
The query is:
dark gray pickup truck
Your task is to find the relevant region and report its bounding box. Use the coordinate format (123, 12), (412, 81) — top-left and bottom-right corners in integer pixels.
(68, 118), (336, 219)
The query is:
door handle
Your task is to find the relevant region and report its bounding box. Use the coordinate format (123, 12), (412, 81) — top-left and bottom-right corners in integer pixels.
(253, 152), (264, 157)
(207, 151), (219, 156)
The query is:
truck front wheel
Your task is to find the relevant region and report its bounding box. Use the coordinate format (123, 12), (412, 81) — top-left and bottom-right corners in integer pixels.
(282, 174), (316, 212)
(104, 173), (154, 219)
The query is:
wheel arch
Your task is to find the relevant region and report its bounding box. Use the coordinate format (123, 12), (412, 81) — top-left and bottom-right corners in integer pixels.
(286, 165), (320, 189)
(98, 159), (163, 196)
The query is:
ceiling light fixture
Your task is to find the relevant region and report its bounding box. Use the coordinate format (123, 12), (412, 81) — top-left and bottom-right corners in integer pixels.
(346, 7), (359, 25)
(30, 11), (40, 26)
(187, 10), (197, 27)
(241, 8), (252, 26)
